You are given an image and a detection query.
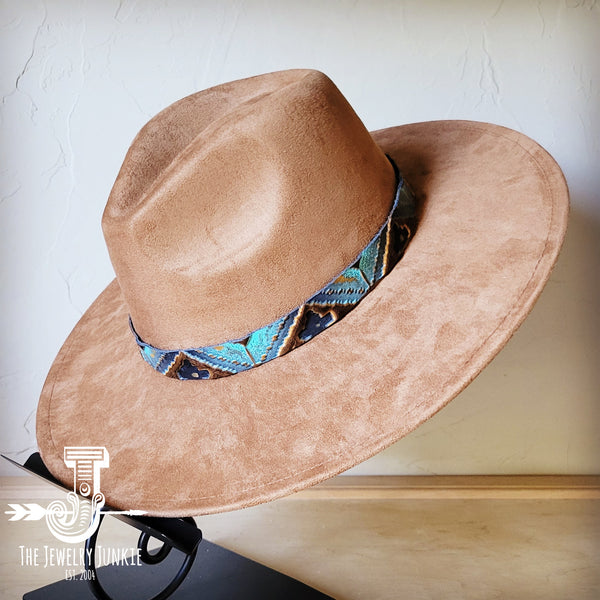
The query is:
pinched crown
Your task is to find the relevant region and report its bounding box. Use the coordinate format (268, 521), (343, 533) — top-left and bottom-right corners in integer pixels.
(102, 70), (395, 349)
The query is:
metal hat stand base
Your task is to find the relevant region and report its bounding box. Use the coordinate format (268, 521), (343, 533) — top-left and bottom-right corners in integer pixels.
(8, 453), (333, 600)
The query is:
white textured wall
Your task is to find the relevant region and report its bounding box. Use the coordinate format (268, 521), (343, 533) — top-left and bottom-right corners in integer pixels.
(1, 0), (598, 476)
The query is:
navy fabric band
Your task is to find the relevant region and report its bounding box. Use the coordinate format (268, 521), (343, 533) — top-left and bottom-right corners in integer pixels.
(131, 158), (417, 380)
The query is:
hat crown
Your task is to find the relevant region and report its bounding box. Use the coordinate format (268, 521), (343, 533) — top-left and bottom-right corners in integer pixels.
(102, 69), (395, 348)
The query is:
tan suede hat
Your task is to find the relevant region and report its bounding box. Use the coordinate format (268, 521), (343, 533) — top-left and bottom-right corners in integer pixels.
(36, 69), (569, 517)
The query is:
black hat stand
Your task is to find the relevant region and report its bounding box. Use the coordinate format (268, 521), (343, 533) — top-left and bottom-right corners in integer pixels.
(5, 454), (333, 600)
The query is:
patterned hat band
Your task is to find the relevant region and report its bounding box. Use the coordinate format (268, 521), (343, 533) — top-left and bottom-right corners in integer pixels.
(131, 157), (417, 380)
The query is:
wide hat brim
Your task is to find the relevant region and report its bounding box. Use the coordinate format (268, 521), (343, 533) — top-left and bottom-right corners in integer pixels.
(36, 120), (568, 517)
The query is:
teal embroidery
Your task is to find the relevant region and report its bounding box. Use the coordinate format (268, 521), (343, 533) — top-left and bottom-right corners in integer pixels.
(131, 159), (417, 380)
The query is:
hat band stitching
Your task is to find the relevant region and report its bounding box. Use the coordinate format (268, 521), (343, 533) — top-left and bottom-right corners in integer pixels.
(130, 158), (417, 380)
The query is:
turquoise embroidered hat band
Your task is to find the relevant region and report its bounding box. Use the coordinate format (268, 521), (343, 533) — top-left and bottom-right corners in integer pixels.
(131, 158), (417, 380)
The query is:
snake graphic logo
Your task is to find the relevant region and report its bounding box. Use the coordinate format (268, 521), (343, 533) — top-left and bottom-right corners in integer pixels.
(45, 447), (109, 544)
